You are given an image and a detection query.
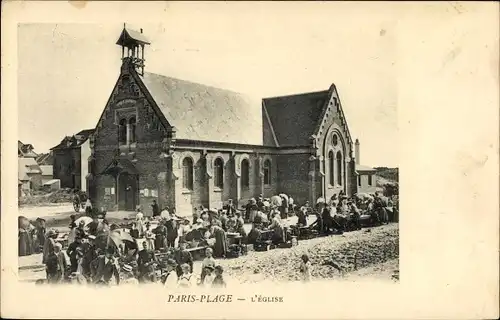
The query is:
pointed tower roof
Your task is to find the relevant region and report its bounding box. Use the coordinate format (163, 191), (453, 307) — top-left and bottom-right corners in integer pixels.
(116, 27), (151, 47)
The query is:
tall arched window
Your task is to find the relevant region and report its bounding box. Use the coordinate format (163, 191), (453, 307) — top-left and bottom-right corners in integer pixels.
(263, 159), (271, 185)
(336, 151), (343, 186)
(119, 119), (127, 145)
(328, 151), (334, 186)
(182, 157), (194, 190)
(129, 117), (137, 144)
(241, 159), (250, 188)
(214, 158), (224, 188)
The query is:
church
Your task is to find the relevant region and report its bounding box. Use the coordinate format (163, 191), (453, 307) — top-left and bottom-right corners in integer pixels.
(87, 26), (374, 216)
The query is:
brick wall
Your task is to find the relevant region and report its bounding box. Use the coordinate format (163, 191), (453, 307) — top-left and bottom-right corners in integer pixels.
(53, 148), (81, 189)
(277, 153), (310, 205)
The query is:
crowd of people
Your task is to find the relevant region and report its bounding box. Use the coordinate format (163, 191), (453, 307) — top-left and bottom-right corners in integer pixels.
(20, 190), (397, 286)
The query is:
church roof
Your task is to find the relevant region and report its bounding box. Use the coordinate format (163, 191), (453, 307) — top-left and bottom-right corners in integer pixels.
(262, 91), (329, 146)
(140, 72), (263, 145)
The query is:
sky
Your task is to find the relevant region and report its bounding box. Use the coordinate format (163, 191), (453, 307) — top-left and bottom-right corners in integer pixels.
(17, 5), (398, 167)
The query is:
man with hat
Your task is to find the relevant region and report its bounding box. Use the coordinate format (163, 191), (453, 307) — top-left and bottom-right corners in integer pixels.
(137, 241), (158, 283)
(92, 247), (120, 285)
(162, 259), (178, 288)
(80, 234), (98, 279)
(174, 239), (193, 277)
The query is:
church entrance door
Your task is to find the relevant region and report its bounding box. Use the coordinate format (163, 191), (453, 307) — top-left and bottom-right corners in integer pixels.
(118, 172), (138, 211)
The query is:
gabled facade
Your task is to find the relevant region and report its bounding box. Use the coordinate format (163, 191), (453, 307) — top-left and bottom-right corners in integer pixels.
(88, 26), (367, 216)
(51, 129), (94, 190)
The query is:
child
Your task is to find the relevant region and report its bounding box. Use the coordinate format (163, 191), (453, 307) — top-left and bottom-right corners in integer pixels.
(202, 265), (215, 286)
(212, 265), (226, 288)
(177, 263), (195, 288)
(299, 254), (312, 282)
(200, 248), (216, 282)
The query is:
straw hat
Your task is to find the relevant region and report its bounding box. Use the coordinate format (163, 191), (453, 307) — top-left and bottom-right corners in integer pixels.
(122, 264), (133, 272)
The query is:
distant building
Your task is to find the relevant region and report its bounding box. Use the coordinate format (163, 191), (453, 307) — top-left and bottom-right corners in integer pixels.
(18, 157), (42, 194)
(39, 165), (54, 184)
(18, 141), (38, 158)
(87, 27), (376, 215)
(36, 152), (53, 165)
(51, 129), (95, 191)
(18, 140), (42, 195)
(354, 139), (379, 194)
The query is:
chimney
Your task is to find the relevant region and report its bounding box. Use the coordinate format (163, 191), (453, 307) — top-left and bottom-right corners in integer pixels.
(355, 139), (360, 165)
(140, 28), (143, 33)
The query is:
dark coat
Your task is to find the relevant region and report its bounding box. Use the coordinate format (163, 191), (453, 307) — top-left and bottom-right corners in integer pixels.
(92, 256), (120, 284)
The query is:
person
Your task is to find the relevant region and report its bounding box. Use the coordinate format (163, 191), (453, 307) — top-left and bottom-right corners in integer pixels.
(80, 235), (98, 280)
(348, 201), (361, 230)
(67, 236), (84, 273)
(151, 200), (160, 217)
(200, 248), (216, 283)
(202, 266), (215, 286)
(256, 195), (265, 212)
(144, 222), (155, 251)
(42, 229), (57, 266)
(153, 220), (168, 251)
(209, 224), (228, 258)
(75, 220), (87, 240)
(137, 241), (158, 283)
(329, 194), (339, 207)
(219, 210), (229, 231)
(300, 254), (312, 282)
(67, 216), (78, 245)
(87, 216), (99, 236)
(177, 263), (196, 288)
(297, 207), (308, 227)
(85, 198), (93, 215)
(121, 264), (139, 285)
(177, 219), (191, 244)
(212, 265), (226, 288)
(269, 212), (285, 244)
(34, 218), (46, 252)
(225, 214), (237, 233)
(174, 240), (193, 277)
(92, 247), (120, 286)
(165, 216), (178, 248)
(129, 223), (139, 239)
(162, 259), (178, 288)
(234, 212), (247, 239)
(136, 208), (145, 238)
(69, 214), (77, 229)
(46, 242), (67, 284)
(280, 195), (289, 219)
(18, 224), (33, 257)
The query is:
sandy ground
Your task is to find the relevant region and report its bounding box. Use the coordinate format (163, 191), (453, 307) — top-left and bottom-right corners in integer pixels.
(19, 203), (75, 220)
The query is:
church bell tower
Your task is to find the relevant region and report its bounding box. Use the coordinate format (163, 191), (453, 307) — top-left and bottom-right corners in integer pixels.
(116, 24), (151, 76)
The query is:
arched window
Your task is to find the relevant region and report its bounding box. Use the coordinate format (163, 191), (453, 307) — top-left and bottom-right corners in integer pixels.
(129, 117), (137, 144)
(263, 159), (271, 185)
(241, 159), (250, 188)
(119, 119), (127, 145)
(182, 157), (194, 190)
(336, 151), (343, 186)
(214, 158), (224, 188)
(328, 151), (334, 186)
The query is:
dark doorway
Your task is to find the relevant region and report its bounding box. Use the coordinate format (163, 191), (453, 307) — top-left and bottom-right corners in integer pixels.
(118, 173), (138, 211)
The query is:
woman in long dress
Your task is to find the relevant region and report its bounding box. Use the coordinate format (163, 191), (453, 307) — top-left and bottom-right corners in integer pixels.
(18, 227), (33, 256)
(209, 225), (228, 258)
(153, 221), (168, 251)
